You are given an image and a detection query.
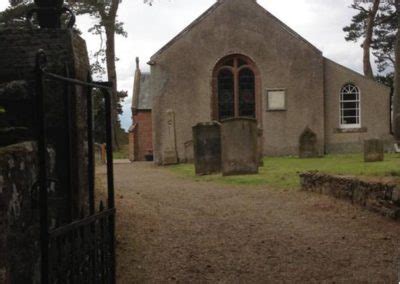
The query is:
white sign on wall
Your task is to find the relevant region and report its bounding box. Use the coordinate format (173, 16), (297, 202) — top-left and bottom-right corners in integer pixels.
(267, 89), (286, 111)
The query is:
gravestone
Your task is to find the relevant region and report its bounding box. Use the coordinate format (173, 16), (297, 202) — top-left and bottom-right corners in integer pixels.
(299, 127), (319, 158)
(221, 118), (258, 176)
(364, 139), (384, 162)
(184, 140), (194, 163)
(192, 122), (221, 175)
(258, 127), (264, 166)
(163, 109), (178, 165)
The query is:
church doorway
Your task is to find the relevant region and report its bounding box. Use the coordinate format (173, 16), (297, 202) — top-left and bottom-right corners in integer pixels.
(212, 54), (261, 122)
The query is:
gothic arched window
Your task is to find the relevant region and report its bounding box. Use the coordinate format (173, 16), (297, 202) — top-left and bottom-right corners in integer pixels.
(340, 83), (361, 128)
(213, 55), (258, 121)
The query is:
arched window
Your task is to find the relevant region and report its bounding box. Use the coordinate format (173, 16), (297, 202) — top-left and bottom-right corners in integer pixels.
(340, 83), (360, 128)
(213, 55), (258, 121)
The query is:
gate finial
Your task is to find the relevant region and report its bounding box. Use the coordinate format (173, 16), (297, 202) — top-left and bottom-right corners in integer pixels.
(27, 0), (75, 29)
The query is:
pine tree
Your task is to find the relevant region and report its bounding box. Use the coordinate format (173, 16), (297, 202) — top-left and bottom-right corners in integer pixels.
(343, 0), (381, 79)
(393, 0), (400, 141)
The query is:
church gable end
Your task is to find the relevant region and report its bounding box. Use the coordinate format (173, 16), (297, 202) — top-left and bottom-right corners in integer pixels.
(151, 0), (326, 163)
(150, 0), (321, 63)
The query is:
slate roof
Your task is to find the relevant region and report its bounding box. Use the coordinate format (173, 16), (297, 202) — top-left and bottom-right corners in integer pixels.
(137, 73), (152, 110)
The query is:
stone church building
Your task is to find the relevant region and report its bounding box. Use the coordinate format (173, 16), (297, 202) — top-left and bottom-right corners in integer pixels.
(129, 0), (392, 164)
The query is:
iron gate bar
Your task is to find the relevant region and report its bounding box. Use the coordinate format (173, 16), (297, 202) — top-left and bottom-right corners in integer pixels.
(42, 71), (113, 90)
(103, 87), (116, 281)
(35, 49), (49, 284)
(64, 64), (73, 222)
(35, 49), (116, 284)
(86, 73), (95, 215)
(49, 208), (115, 237)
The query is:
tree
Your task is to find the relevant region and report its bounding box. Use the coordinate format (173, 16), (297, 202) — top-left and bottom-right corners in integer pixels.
(393, 0), (400, 141)
(344, 0), (381, 79)
(67, 0), (126, 149)
(372, 1), (398, 82)
(0, 0), (33, 26)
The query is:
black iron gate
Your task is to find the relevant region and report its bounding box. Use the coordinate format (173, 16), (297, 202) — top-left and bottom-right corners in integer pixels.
(35, 50), (116, 283)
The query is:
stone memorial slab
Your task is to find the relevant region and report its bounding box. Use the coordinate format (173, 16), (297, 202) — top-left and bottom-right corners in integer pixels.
(163, 109), (178, 165)
(184, 140), (194, 163)
(192, 122), (221, 175)
(258, 127), (264, 166)
(221, 118), (258, 176)
(364, 139), (384, 162)
(299, 127), (319, 158)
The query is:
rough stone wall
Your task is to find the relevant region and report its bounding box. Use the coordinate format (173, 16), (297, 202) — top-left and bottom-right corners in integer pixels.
(300, 172), (400, 220)
(324, 59), (393, 153)
(0, 142), (40, 283)
(131, 111), (153, 161)
(151, 0), (324, 163)
(0, 80), (33, 147)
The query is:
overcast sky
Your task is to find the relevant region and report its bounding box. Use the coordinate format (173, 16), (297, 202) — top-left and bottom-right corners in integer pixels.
(1, 0), (366, 130)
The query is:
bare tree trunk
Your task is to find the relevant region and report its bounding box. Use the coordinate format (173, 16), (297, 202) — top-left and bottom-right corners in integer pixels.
(363, 0), (380, 79)
(393, 0), (400, 141)
(105, 24), (120, 150)
(100, 0), (120, 150)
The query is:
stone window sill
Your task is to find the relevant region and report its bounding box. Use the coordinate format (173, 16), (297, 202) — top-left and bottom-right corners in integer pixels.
(267, 108), (286, 112)
(334, 127), (367, 134)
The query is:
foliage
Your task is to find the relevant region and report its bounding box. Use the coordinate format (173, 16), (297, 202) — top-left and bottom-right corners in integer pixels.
(93, 88), (127, 144)
(0, 0), (33, 26)
(344, 0), (398, 84)
(113, 144), (129, 159)
(170, 154), (400, 189)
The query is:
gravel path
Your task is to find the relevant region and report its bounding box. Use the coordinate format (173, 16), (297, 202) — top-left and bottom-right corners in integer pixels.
(108, 162), (400, 283)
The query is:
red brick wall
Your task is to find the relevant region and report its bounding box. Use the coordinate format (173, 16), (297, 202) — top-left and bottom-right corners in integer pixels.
(131, 111), (153, 161)
(128, 128), (136, 161)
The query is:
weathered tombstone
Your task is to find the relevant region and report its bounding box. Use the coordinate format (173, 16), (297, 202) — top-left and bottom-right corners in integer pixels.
(221, 118), (258, 176)
(192, 122), (221, 175)
(184, 140), (194, 163)
(364, 139), (384, 162)
(163, 109), (178, 165)
(299, 127), (319, 158)
(258, 127), (264, 166)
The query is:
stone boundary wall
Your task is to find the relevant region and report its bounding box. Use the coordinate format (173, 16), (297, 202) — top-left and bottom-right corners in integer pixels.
(0, 142), (40, 283)
(300, 172), (400, 220)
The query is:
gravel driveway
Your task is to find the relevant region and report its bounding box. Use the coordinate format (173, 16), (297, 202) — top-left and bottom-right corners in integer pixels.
(107, 162), (400, 283)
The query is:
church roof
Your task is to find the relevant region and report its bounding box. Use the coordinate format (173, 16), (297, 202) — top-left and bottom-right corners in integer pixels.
(150, 0), (320, 62)
(137, 73), (152, 110)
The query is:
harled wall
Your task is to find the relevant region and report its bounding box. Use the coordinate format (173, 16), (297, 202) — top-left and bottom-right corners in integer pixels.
(151, 0), (325, 163)
(324, 59), (392, 153)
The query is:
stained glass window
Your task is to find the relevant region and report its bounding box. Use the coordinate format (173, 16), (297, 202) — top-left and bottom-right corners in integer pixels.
(239, 68), (255, 117)
(218, 69), (234, 120)
(216, 56), (257, 121)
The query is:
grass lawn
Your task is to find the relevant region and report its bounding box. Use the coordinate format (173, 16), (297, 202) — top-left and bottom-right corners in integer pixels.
(113, 144), (129, 159)
(170, 153), (400, 189)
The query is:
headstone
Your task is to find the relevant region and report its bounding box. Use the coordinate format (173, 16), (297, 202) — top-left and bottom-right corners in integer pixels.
(364, 139), (384, 162)
(163, 109), (178, 165)
(192, 122), (221, 175)
(258, 127), (264, 166)
(184, 140), (194, 163)
(221, 118), (258, 176)
(299, 127), (319, 158)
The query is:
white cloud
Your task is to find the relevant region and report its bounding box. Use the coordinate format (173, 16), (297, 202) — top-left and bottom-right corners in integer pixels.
(0, 0), (371, 130)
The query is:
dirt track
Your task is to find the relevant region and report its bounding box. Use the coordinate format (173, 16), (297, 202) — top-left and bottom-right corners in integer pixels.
(108, 162), (400, 283)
